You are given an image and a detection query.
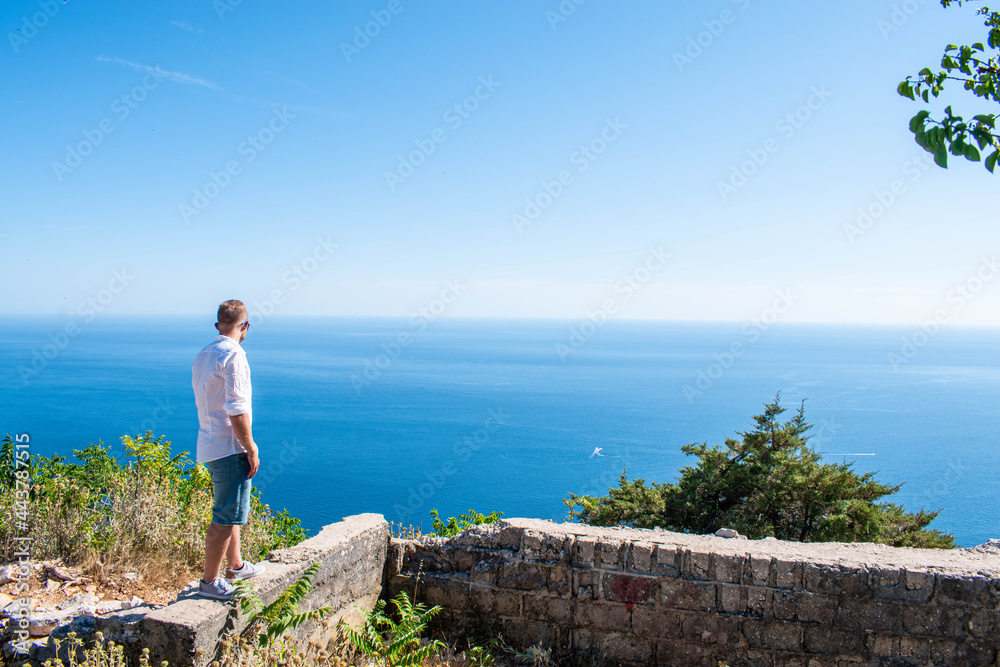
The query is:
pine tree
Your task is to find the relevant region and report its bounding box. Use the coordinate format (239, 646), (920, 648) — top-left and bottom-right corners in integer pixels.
(565, 395), (955, 548)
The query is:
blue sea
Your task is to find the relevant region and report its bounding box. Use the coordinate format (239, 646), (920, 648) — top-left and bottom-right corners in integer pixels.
(2, 317), (999, 548)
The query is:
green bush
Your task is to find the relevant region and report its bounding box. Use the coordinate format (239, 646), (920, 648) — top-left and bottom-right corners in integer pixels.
(0, 432), (308, 573)
(429, 509), (503, 537)
(565, 396), (955, 548)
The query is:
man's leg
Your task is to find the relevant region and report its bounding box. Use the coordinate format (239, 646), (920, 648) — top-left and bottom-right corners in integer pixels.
(225, 524), (244, 574)
(203, 523), (236, 582)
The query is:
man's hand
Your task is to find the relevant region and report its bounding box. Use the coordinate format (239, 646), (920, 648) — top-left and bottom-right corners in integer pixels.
(230, 413), (260, 479)
(245, 446), (260, 479)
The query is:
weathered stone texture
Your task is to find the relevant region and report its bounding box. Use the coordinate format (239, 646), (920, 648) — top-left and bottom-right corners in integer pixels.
(134, 514), (388, 667)
(391, 518), (1000, 666)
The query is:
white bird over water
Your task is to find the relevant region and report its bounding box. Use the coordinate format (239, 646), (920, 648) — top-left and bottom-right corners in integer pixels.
(590, 447), (604, 458)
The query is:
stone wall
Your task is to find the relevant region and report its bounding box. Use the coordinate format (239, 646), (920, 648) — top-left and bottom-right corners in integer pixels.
(386, 518), (1000, 667)
(27, 514), (389, 667)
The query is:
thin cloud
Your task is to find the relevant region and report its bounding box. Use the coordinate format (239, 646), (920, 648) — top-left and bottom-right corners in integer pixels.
(97, 56), (222, 91)
(97, 56), (335, 116)
(170, 20), (203, 34)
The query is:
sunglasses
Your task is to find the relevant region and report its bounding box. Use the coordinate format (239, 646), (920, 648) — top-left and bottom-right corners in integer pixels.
(242, 320), (250, 330)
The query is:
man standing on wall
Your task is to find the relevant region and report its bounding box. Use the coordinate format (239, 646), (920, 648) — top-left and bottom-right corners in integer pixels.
(191, 299), (265, 600)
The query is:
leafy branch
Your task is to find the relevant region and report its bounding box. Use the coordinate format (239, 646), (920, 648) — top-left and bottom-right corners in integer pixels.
(898, 2), (1000, 171)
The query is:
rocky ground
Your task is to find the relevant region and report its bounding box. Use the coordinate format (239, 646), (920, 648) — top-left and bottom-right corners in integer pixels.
(0, 559), (192, 656)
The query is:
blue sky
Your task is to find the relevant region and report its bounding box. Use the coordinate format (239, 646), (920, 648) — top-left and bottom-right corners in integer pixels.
(2, 0), (998, 324)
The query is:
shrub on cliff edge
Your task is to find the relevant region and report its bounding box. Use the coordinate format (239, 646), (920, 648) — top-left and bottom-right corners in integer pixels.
(565, 395), (955, 548)
(0, 431), (308, 574)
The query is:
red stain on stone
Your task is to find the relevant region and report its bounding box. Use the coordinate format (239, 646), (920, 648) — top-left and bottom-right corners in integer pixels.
(612, 575), (652, 605)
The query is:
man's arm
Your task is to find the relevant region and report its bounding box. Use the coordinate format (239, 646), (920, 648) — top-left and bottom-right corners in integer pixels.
(230, 413), (259, 478)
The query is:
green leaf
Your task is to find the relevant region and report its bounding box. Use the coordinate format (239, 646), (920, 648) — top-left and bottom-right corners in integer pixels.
(964, 144), (982, 161)
(986, 151), (998, 173)
(934, 149), (949, 168)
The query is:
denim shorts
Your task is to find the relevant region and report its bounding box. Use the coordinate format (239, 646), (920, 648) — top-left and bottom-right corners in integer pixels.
(206, 452), (252, 526)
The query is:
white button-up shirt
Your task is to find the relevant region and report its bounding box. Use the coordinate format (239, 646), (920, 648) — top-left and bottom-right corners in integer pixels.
(192, 334), (252, 463)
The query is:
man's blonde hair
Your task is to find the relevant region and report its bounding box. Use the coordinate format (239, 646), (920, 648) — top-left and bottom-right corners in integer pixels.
(217, 300), (247, 329)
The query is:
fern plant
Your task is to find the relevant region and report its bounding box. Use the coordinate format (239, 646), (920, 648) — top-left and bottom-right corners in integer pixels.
(234, 562), (332, 648)
(340, 590), (446, 666)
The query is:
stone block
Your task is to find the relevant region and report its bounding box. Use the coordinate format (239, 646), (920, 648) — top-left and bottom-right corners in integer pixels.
(773, 591), (836, 624)
(419, 575), (470, 611)
(685, 551), (712, 581)
(929, 637), (997, 665)
(502, 619), (560, 649)
(747, 586), (773, 619)
(652, 545), (680, 578)
(718, 584), (746, 614)
(775, 559), (803, 590)
(523, 595), (572, 625)
(469, 559), (497, 584)
(597, 539), (626, 570)
(658, 639), (745, 667)
(750, 555), (773, 586)
(630, 541), (653, 573)
(497, 562), (547, 590)
(594, 632), (654, 664)
(573, 537), (597, 568)
(803, 564), (870, 598)
(573, 601), (630, 632)
(715, 554), (745, 584)
(544, 565), (570, 597)
(660, 579), (717, 613)
(631, 607), (682, 639)
(834, 599), (901, 634)
(522, 529), (543, 557)
(742, 619), (803, 652)
(901, 603), (965, 637)
(602, 573), (656, 605)
(803, 626), (864, 655)
(680, 613), (741, 645)
(935, 575), (990, 607)
(467, 586), (521, 618)
(573, 570), (599, 600)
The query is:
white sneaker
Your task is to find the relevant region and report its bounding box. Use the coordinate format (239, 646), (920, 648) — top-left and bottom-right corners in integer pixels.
(198, 577), (235, 601)
(226, 561), (265, 582)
